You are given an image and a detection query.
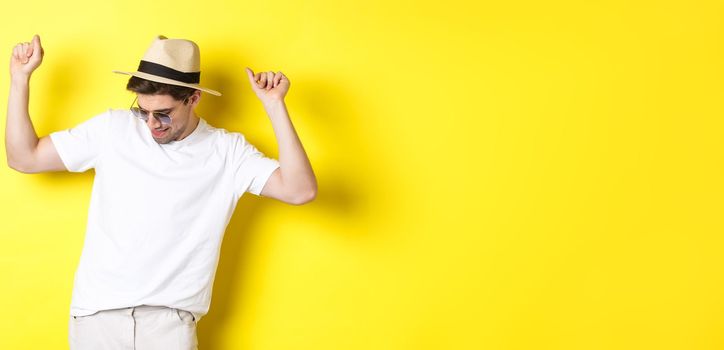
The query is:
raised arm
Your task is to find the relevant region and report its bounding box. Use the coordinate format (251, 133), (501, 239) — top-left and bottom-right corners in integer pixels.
(245, 67), (317, 205)
(6, 34), (65, 174)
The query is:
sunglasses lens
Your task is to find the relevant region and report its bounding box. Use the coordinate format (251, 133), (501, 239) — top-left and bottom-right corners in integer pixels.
(131, 107), (148, 121)
(155, 113), (172, 126)
(130, 103), (173, 126)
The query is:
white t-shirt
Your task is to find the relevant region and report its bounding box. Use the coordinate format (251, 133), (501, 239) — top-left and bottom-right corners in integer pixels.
(50, 109), (280, 322)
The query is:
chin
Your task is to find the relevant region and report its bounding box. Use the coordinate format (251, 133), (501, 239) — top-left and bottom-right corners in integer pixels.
(154, 130), (180, 144)
(148, 122), (175, 141)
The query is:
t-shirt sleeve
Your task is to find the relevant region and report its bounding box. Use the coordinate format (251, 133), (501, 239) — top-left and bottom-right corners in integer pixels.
(229, 133), (280, 197)
(48, 110), (111, 172)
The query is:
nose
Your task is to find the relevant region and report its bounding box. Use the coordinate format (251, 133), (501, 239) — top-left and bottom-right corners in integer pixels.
(145, 112), (162, 129)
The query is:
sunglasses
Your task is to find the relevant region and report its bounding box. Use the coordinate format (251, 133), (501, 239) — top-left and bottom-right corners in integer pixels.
(129, 96), (188, 126)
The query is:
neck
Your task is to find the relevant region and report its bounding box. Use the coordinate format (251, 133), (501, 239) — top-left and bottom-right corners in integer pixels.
(177, 114), (200, 141)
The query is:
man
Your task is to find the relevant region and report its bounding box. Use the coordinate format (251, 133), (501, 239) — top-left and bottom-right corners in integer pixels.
(6, 34), (317, 349)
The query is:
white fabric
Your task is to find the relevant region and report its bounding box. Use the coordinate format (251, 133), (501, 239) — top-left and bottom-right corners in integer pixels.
(68, 305), (198, 349)
(50, 109), (280, 322)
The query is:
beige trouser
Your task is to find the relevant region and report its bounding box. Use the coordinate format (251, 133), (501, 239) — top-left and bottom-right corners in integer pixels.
(68, 305), (198, 350)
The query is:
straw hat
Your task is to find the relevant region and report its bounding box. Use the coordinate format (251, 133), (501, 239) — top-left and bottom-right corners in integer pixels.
(113, 35), (221, 96)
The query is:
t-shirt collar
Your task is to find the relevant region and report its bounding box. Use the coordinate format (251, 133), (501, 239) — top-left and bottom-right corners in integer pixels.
(160, 117), (206, 150)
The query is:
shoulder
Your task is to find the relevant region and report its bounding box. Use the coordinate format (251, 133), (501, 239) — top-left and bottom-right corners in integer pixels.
(106, 108), (134, 124)
(201, 121), (250, 147)
(73, 108), (132, 130)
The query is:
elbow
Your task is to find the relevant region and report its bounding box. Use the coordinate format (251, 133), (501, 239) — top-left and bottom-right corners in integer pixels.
(7, 158), (33, 174)
(290, 188), (317, 206)
(7, 155), (40, 174)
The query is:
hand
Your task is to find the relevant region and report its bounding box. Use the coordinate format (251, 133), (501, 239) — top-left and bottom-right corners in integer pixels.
(10, 34), (44, 79)
(245, 67), (290, 104)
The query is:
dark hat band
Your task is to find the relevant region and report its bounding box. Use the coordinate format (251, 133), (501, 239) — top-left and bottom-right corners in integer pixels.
(137, 60), (200, 84)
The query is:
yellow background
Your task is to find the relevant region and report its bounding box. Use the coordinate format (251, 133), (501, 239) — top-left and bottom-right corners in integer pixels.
(1, 0), (723, 349)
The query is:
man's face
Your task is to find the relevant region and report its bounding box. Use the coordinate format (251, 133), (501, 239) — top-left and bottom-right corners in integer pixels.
(135, 92), (200, 144)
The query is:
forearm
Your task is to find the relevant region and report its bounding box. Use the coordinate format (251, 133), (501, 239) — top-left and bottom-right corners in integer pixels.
(5, 74), (39, 168)
(262, 99), (317, 197)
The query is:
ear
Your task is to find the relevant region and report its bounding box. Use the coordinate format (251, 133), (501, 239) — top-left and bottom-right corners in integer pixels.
(188, 90), (202, 108)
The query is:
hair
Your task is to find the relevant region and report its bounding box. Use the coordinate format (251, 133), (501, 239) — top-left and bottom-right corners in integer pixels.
(126, 76), (197, 103)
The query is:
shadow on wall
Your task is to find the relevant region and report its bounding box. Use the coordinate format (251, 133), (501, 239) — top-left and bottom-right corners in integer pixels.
(197, 56), (374, 348)
(199, 48), (366, 218)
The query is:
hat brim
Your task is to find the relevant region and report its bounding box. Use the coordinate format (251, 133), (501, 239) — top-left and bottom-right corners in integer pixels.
(113, 70), (222, 96)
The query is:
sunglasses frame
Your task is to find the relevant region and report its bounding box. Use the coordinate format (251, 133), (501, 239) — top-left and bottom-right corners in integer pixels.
(129, 95), (189, 126)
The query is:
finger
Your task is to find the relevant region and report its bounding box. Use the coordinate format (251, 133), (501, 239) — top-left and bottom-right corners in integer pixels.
(272, 72), (282, 88)
(12, 45), (20, 61)
(21, 43), (29, 63)
(32, 34), (41, 50)
(245, 67), (259, 89)
(259, 72), (267, 88)
(30, 34), (40, 57)
(280, 72), (289, 88)
(16, 45), (24, 62)
(26, 42), (34, 58)
(265, 71), (274, 89)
